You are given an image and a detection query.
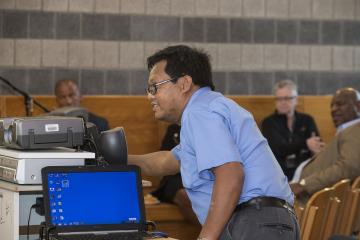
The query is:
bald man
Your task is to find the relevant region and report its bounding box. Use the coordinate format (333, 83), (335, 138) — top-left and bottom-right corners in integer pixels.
(55, 79), (109, 132)
(290, 88), (360, 202)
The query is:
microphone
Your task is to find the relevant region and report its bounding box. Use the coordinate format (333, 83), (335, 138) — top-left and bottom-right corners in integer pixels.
(0, 76), (50, 116)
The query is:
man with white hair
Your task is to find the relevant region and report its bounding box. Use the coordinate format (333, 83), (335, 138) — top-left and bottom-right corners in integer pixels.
(261, 80), (325, 180)
(290, 88), (360, 203)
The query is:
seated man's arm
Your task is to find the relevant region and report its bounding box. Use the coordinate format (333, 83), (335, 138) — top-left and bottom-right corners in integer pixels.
(302, 126), (360, 195)
(128, 151), (180, 177)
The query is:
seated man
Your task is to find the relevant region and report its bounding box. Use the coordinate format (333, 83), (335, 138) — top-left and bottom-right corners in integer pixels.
(290, 88), (360, 204)
(54, 79), (109, 132)
(151, 124), (200, 225)
(261, 80), (325, 180)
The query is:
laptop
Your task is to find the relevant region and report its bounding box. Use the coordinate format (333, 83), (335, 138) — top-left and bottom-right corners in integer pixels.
(41, 165), (147, 240)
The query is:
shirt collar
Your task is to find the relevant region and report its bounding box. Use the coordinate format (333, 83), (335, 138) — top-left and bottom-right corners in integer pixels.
(187, 87), (211, 106)
(336, 117), (360, 133)
(181, 87), (211, 124)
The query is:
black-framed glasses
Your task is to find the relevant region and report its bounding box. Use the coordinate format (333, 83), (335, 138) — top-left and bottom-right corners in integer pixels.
(274, 96), (297, 102)
(145, 77), (180, 95)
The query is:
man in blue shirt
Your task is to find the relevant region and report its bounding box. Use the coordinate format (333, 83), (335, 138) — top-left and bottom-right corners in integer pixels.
(129, 45), (299, 240)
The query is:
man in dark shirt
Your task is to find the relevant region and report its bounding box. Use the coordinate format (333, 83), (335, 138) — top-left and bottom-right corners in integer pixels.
(261, 80), (325, 179)
(151, 124), (200, 225)
(54, 79), (109, 132)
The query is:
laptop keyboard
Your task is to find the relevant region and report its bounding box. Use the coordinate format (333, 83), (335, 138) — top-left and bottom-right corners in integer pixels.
(52, 232), (143, 240)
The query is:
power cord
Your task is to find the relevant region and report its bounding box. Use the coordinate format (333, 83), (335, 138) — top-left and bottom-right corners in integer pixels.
(27, 203), (40, 240)
(39, 221), (46, 240)
(83, 136), (100, 157)
(96, 156), (109, 167)
(39, 221), (56, 240)
(45, 225), (56, 240)
(146, 220), (157, 231)
(145, 221), (169, 238)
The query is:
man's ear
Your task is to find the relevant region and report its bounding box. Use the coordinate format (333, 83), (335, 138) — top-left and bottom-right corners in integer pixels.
(180, 75), (193, 93)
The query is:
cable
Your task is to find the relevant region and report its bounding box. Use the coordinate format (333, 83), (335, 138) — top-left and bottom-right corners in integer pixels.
(84, 136), (100, 157)
(146, 220), (157, 231)
(83, 136), (108, 166)
(45, 225), (56, 240)
(96, 156), (109, 167)
(27, 203), (40, 240)
(39, 222), (46, 240)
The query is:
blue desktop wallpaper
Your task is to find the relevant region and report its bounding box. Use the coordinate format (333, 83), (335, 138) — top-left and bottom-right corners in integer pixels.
(47, 171), (141, 226)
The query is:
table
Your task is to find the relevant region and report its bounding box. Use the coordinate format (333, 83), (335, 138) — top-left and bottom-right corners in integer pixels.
(0, 180), (43, 240)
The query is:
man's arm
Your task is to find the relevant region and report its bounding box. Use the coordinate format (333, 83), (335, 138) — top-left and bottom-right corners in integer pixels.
(292, 125), (360, 195)
(128, 151), (180, 177)
(198, 162), (244, 240)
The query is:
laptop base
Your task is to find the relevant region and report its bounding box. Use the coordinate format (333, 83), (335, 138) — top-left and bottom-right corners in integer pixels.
(50, 232), (143, 240)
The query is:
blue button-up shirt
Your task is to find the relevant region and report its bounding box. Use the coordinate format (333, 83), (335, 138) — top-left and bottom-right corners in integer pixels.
(172, 87), (293, 224)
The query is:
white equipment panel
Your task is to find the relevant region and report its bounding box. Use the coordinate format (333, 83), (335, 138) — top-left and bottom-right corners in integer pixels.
(0, 147), (94, 184)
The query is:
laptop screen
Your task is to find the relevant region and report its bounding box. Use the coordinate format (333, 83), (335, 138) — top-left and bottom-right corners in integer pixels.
(42, 165), (146, 233)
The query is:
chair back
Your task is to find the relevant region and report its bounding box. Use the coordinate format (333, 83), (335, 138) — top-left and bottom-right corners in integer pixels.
(342, 189), (360, 235)
(301, 187), (340, 240)
(294, 199), (304, 226)
(332, 179), (351, 197)
(332, 179), (351, 234)
(322, 197), (341, 240)
(352, 176), (360, 189)
(352, 176), (360, 234)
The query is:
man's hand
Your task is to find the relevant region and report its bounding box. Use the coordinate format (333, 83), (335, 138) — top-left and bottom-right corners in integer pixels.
(306, 135), (325, 154)
(290, 182), (306, 196)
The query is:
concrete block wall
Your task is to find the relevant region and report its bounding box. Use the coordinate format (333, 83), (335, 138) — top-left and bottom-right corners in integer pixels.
(0, 0), (359, 96)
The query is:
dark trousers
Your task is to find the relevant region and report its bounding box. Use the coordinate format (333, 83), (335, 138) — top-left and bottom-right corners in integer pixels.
(220, 205), (300, 240)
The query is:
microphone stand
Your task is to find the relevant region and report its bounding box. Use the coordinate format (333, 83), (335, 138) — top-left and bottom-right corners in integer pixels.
(0, 76), (50, 116)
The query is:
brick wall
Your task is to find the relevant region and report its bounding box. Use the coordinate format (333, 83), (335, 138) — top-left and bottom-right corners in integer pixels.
(0, 0), (359, 95)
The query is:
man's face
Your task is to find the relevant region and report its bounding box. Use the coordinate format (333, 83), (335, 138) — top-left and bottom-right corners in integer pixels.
(147, 60), (182, 123)
(55, 82), (81, 108)
(331, 91), (359, 127)
(274, 87), (297, 115)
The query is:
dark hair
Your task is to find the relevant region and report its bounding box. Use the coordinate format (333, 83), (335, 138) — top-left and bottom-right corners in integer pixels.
(147, 45), (215, 90)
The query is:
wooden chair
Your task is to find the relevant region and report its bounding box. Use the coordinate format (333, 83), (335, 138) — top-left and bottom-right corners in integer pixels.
(294, 199), (304, 226)
(352, 176), (360, 189)
(330, 177), (360, 237)
(351, 176), (360, 235)
(342, 188), (360, 235)
(301, 187), (340, 240)
(331, 179), (351, 234)
(322, 197), (341, 240)
(332, 179), (351, 197)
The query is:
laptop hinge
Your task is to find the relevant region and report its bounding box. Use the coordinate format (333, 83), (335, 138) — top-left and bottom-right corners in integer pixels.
(58, 230), (138, 235)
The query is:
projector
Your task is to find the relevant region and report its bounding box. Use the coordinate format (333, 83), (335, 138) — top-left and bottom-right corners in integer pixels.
(0, 116), (84, 150)
(45, 106), (89, 121)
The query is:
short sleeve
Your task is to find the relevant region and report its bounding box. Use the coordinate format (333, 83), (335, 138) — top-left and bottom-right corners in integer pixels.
(171, 144), (181, 161)
(186, 110), (242, 178)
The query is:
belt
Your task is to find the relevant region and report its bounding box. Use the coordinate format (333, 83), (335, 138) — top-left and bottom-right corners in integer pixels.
(235, 196), (295, 215)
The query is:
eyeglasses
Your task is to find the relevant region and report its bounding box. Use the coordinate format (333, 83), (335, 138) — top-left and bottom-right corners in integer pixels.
(145, 77), (180, 95)
(275, 96), (297, 102)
